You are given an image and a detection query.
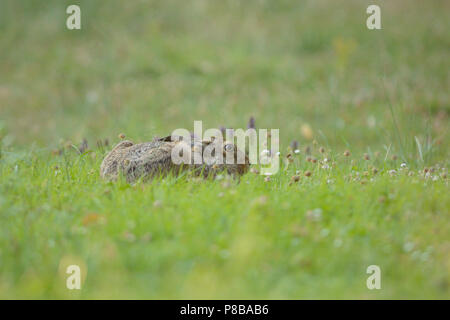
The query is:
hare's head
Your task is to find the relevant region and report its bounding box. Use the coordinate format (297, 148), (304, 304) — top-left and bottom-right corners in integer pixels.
(194, 138), (249, 177)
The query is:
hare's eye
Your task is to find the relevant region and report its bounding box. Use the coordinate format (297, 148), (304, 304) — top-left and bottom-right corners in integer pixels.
(224, 144), (234, 152)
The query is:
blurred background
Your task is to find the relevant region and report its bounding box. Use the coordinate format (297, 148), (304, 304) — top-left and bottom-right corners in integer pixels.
(0, 0), (448, 160)
(0, 0), (449, 300)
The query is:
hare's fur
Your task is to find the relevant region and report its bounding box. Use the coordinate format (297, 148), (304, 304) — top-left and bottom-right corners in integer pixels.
(100, 136), (249, 183)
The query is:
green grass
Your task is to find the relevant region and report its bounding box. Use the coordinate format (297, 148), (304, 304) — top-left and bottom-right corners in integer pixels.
(0, 0), (449, 299)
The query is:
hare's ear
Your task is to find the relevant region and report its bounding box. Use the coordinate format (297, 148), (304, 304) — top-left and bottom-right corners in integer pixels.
(158, 135), (172, 142)
(112, 140), (133, 150)
(159, 135), (184, 142)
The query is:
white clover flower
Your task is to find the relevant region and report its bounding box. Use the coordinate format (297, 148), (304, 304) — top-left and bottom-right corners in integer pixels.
(389, 169), (397, 176)
(276, 151), (281, 156)
(333, 238), (343, 247)
(320, 228), (330, 237)
(294, 149), (300, 154)
(403, 242), (414, 252)
(400, 162), (407, 168)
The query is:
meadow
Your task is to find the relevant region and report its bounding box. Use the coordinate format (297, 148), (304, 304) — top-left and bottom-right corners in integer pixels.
(0, 0), (448, 299)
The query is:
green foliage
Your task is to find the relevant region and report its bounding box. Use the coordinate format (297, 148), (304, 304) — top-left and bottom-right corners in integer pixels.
(0, 0), (448, 299)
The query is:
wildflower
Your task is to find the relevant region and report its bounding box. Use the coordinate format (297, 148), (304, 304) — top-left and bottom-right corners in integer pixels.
(333, 238), (343, 247)
(253, 196), (268, 206)
(220, 126), (227, 138)
(294, 149), (300, 154)
(52, 149), (62, 156)
(247, 116), (255, 129)
(301, 124), (313, 140)
(403, 242), (414, 253)
(79, 138), (88, 153)
(291, 175), (300, 182)
(123, 231), (136, 243)
(153, 200), (162, 208)
(118, 133), (126, 140)
(276, 151), (281, 156)
(221, 181), (231, 188)
(64, 140), (73, 149)
(389, 169), (397, 176)
(400, 163), (407, 168)
(320, 228), (330, 237)
(304, 171), (312, 177)
(322, 164), (330, 170)
(343, 150), (350, 157)
(141, 233), (152, 242)
(311, 158), (317, 164)
(306, 208), (322, 221)
(264, 176), (271, 182)
(372, 168), (378, 174)
(290, 140), (298, 150)
(363, 153), (370, 160)
(82, 213), (106, 226)
(319, 147), (325, 153)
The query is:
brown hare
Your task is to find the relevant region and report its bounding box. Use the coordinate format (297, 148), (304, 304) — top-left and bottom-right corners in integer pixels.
(100, 135), (249, 183)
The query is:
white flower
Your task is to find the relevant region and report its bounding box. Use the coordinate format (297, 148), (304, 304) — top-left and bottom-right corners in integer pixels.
(333, 239), (343, 247)
(400, 163), (407, 168)
(294, 149), (300, 154)
(389, 169), (397, 176)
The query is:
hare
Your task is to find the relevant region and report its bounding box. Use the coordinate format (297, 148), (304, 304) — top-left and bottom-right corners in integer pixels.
(100, 135), (249, 183)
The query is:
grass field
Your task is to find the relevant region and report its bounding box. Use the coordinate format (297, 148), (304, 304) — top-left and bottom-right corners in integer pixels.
(0, 0), (449, 299)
